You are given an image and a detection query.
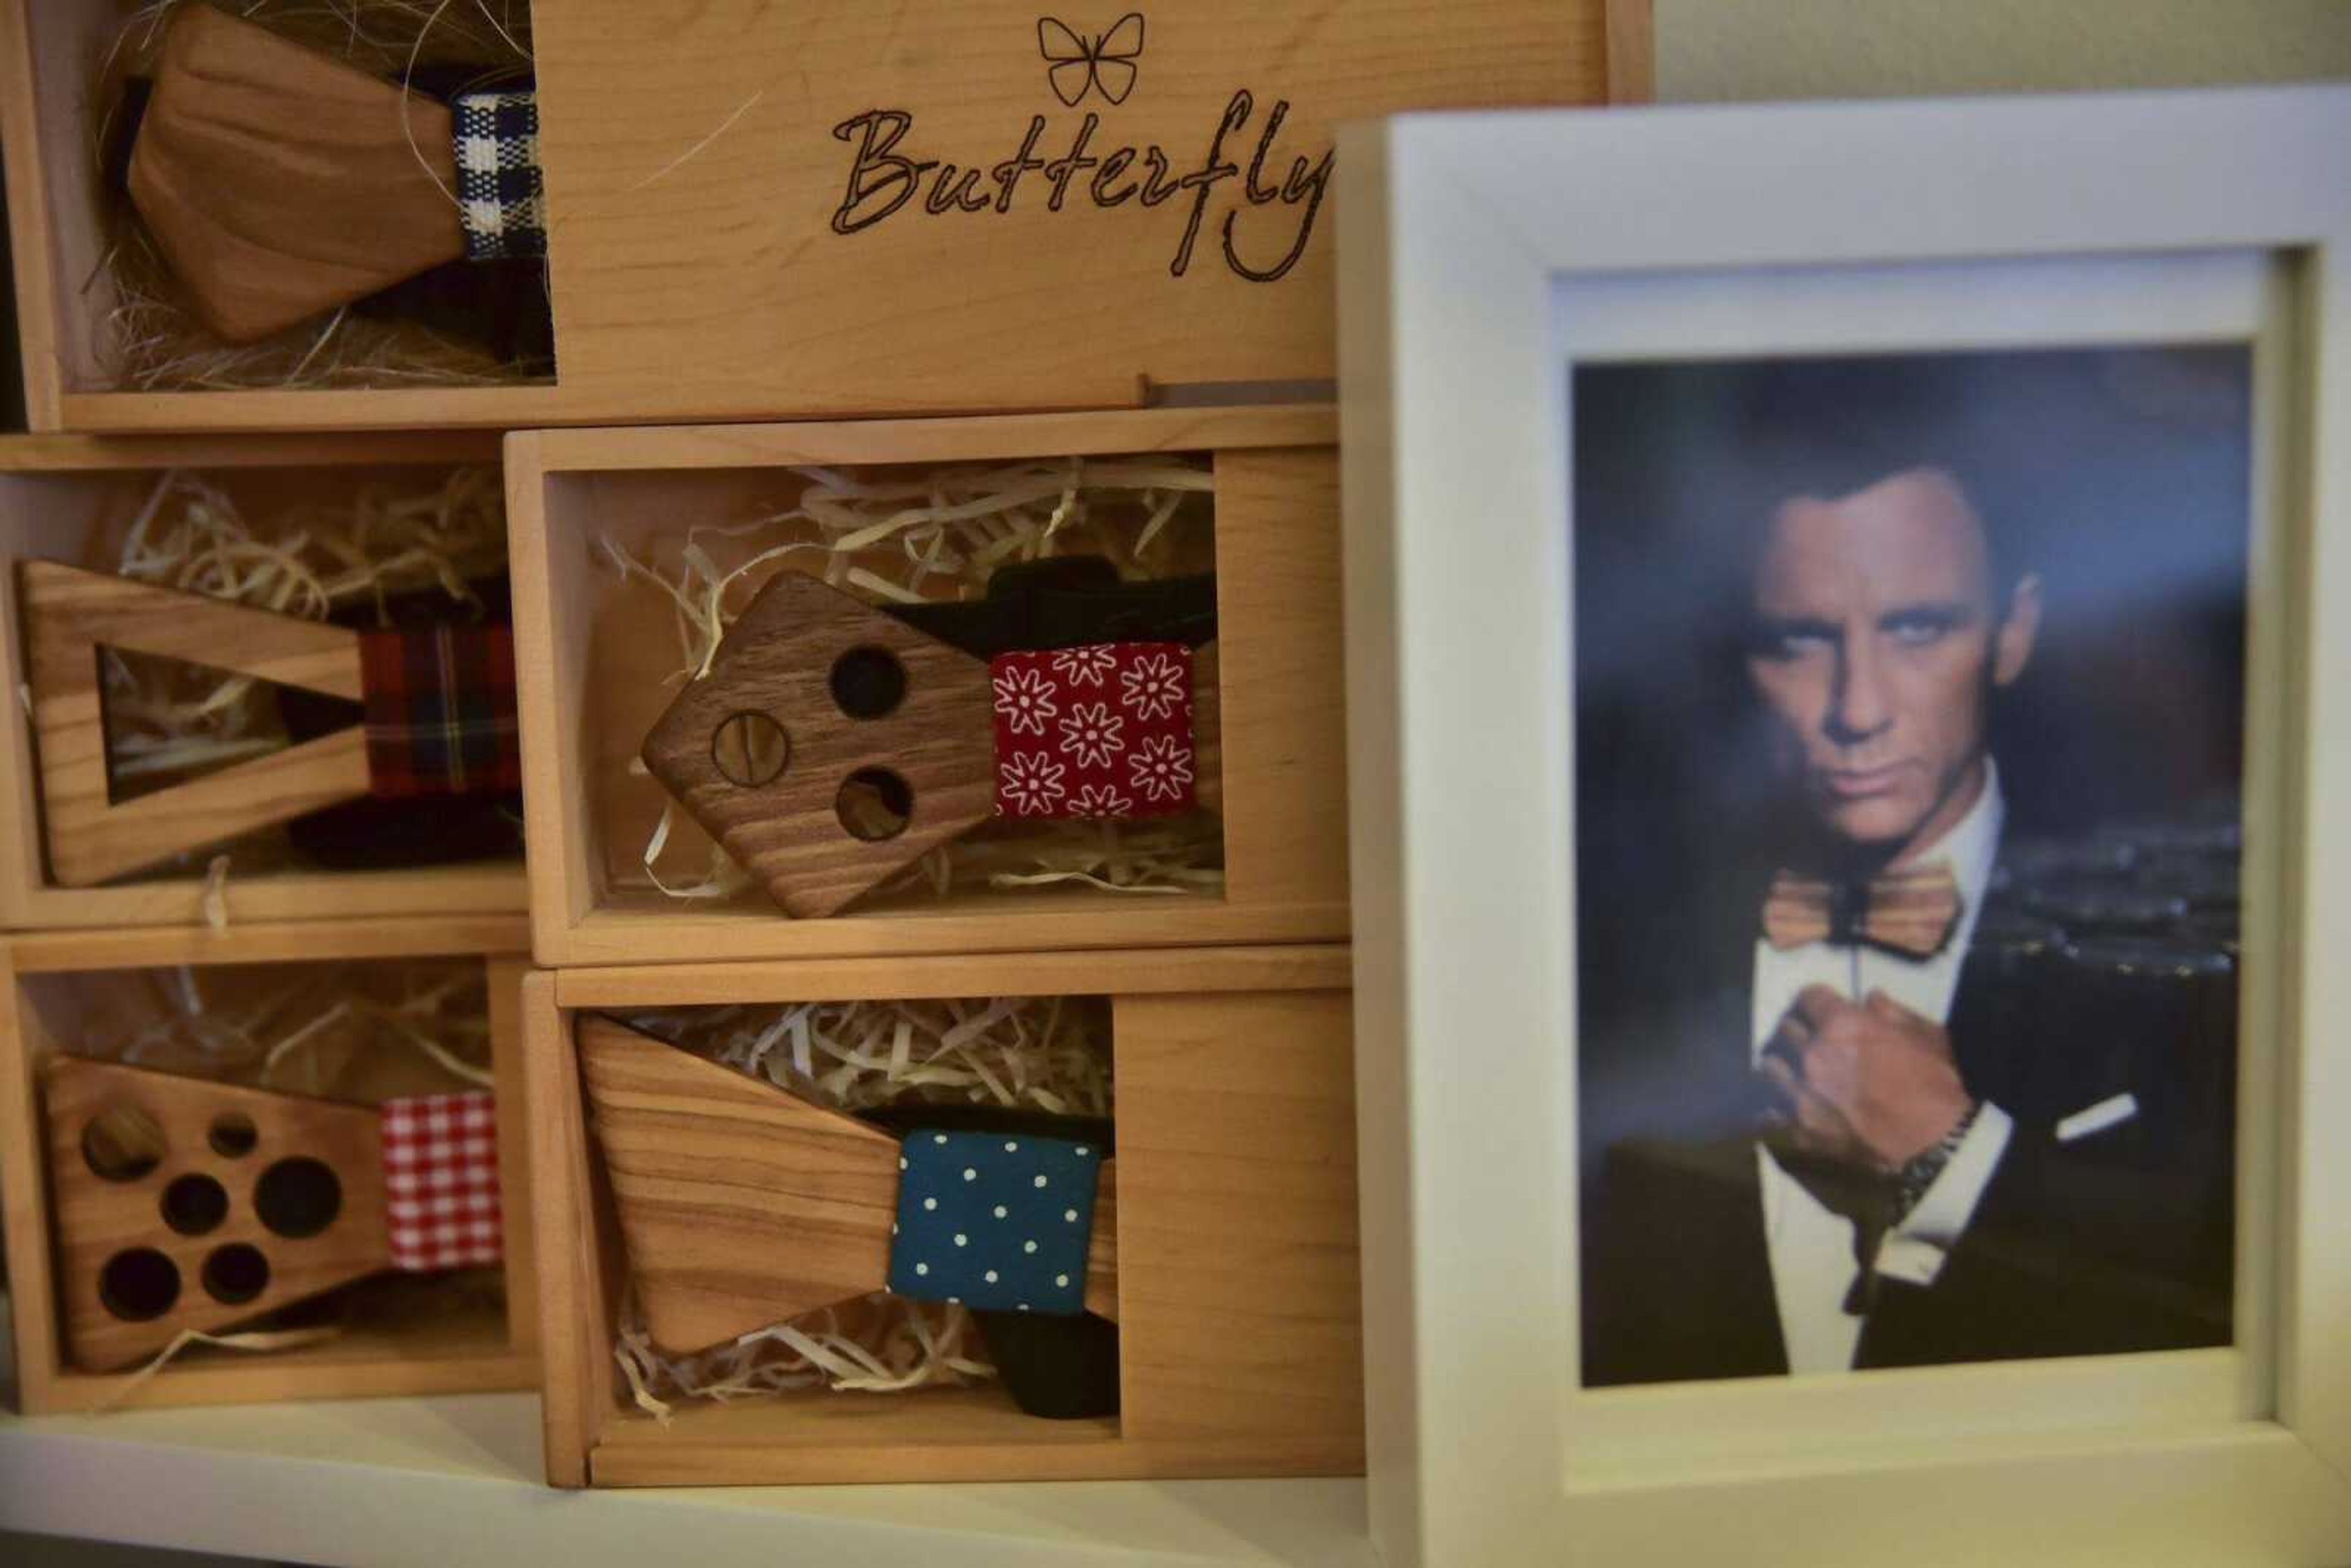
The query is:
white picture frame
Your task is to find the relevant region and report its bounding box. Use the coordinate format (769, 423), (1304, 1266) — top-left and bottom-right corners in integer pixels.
(1338, 86), (2351, 1567)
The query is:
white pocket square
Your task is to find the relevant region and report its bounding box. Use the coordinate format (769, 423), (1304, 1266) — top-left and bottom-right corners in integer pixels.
(2056, 1092), (2139, 1144)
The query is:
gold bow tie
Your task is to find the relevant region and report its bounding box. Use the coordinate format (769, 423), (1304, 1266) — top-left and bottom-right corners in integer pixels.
(1762, 863), (1963, 959)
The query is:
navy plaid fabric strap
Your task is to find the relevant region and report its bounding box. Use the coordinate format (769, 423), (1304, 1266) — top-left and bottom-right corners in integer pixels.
(887, 1130), (1103, 1315)
(452, 90), (546, 261)
(358, 624), (523, 798)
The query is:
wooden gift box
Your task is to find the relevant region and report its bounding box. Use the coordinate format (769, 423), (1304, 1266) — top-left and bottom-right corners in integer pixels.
(0, 432), (530, 930)
(508, 405), (1349, 966)
(527, 944), (1359, 1487)
(0, 915), (538, 1414)
(0, 0), (1641, 433)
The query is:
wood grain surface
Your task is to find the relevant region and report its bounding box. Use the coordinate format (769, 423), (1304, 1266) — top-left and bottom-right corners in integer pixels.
(18, 560), (372, 885)
(640, 571), (997, 918)
(127, 5), (466, 343)
(528, 0), (1613, 419)
(4, 915), (531, 976)
(525, 969), (608, 1487)
(555, 942), (1354, 1011)
(577, 1015), (1118, 1351)
(576, 1013), (899, 1351)
(43, 1056), (391, 1371)
(1, 1), (133, 427)
(1213, 448), (1348, 906)
(1112, 989), (1362, 1458)
(486, 955), (542, 1360)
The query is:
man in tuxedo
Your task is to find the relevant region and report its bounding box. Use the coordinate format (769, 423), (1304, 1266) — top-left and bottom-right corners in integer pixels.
(1578, 459), (2236, 1387)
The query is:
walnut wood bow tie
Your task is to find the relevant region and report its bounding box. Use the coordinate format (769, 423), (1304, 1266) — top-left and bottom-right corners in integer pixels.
(642, 562), (1221, 919)
(126, 5), (544, 343)
(579, 1016), (1120, 1417)
(1761, 862), (1963, 958)
(46, 1058), (501, 1370)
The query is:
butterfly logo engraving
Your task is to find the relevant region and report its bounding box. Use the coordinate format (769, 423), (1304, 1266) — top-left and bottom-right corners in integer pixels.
(1037, 13), (1144, 108)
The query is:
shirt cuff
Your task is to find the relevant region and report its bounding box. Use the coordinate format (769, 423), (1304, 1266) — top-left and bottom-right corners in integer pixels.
(1874, 1101), (2015, 1288)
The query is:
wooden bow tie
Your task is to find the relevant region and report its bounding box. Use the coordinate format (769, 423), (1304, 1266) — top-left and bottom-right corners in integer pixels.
(643, 568), (1221, 919)
(580, 1017), (1116, 1345)
(47, 1058), (501, 1371)
(126, 5), (544, 343)
(580, 1017), (1120, 1416)
(19, 561), (521, 885)
(1762, 862), (1963, 958)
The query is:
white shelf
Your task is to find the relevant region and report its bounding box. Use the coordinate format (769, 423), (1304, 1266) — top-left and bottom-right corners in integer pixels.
(0, 1384), (1378, 1566)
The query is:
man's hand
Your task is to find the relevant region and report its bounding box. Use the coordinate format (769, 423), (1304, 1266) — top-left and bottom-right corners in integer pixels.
(1757, 985), (1973, 1173)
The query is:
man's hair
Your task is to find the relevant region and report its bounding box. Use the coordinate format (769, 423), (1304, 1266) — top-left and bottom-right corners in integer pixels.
(1717, 353), (2041, 601)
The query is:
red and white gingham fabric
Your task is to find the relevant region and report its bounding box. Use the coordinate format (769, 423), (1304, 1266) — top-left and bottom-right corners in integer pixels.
(379, 1091), (504, 1271)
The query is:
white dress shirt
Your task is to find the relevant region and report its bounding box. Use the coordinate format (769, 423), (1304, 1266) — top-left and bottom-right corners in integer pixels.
(1749, 763), (2017, 1375)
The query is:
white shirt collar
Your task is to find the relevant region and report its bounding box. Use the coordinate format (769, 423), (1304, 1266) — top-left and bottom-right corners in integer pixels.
(1899, 756), (2005, 917)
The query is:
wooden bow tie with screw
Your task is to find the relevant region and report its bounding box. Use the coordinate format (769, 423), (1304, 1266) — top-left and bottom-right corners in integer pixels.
(642, 560), (1222, 918)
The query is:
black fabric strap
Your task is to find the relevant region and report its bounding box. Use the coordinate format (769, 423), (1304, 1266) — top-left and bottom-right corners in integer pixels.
(887, 557), (1216, 658)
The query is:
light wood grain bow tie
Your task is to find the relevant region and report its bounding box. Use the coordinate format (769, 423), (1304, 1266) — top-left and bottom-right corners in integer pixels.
(1762, 862), (1963, 958)
(578, 1016), (1121, 1418)
(44, 1057), (503, 1371)
(127, 6), (545, 343)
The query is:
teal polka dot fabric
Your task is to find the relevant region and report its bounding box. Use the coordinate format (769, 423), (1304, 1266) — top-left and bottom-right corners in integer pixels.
(887, 1129), (1103, 1315)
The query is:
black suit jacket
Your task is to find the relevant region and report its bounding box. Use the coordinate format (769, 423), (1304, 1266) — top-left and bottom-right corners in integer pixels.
(1577, 839), (2237, 1388)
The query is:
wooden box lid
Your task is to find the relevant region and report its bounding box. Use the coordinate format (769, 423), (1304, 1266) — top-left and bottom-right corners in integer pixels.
(531, 0), (1629, 421)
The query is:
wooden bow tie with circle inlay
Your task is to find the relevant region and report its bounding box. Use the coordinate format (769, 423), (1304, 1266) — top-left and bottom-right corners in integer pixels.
(1761, 862), (1963, 959)
(642, 561), (1221, 919)
(46, 1057), (502, 1371)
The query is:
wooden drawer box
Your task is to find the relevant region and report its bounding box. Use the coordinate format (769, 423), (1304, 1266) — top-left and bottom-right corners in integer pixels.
(527, 944), (1359, 1487)
(508, 406), (1349, 966)
(0, 0), (1637, 433)
(0, 433), (530, 930)
(0, 0), (569, 435)
(0, 916), (538, 1413)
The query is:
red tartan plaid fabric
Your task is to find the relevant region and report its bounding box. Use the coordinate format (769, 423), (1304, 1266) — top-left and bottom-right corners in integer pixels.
(380, 1091), (503, 1272)
(988, 642), (1196, 818)
(358, 624), (523, 798)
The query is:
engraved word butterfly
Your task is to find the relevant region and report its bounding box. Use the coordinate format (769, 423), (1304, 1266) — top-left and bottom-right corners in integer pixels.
(1038, 12), (1144, 108)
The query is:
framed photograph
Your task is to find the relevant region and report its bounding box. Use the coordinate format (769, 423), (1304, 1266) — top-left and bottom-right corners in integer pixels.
(1339, 88), (2351, 1566)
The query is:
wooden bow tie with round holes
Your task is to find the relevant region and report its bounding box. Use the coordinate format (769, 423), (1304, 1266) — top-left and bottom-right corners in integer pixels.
(1761, 861), (1964, 959)
(642, 563), (1221, 919)
(124, 4), (544, 343)
(18, 561), (521, 885)
(579, 1016), (1122, 1417)
(45, 1057), (501, 1371)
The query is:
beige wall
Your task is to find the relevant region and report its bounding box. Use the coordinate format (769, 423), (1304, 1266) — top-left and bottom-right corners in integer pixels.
(1662, 0), (2351, 102)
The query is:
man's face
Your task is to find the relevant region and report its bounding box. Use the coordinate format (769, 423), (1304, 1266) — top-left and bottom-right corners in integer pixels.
(1745, 468), (2039, 861)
